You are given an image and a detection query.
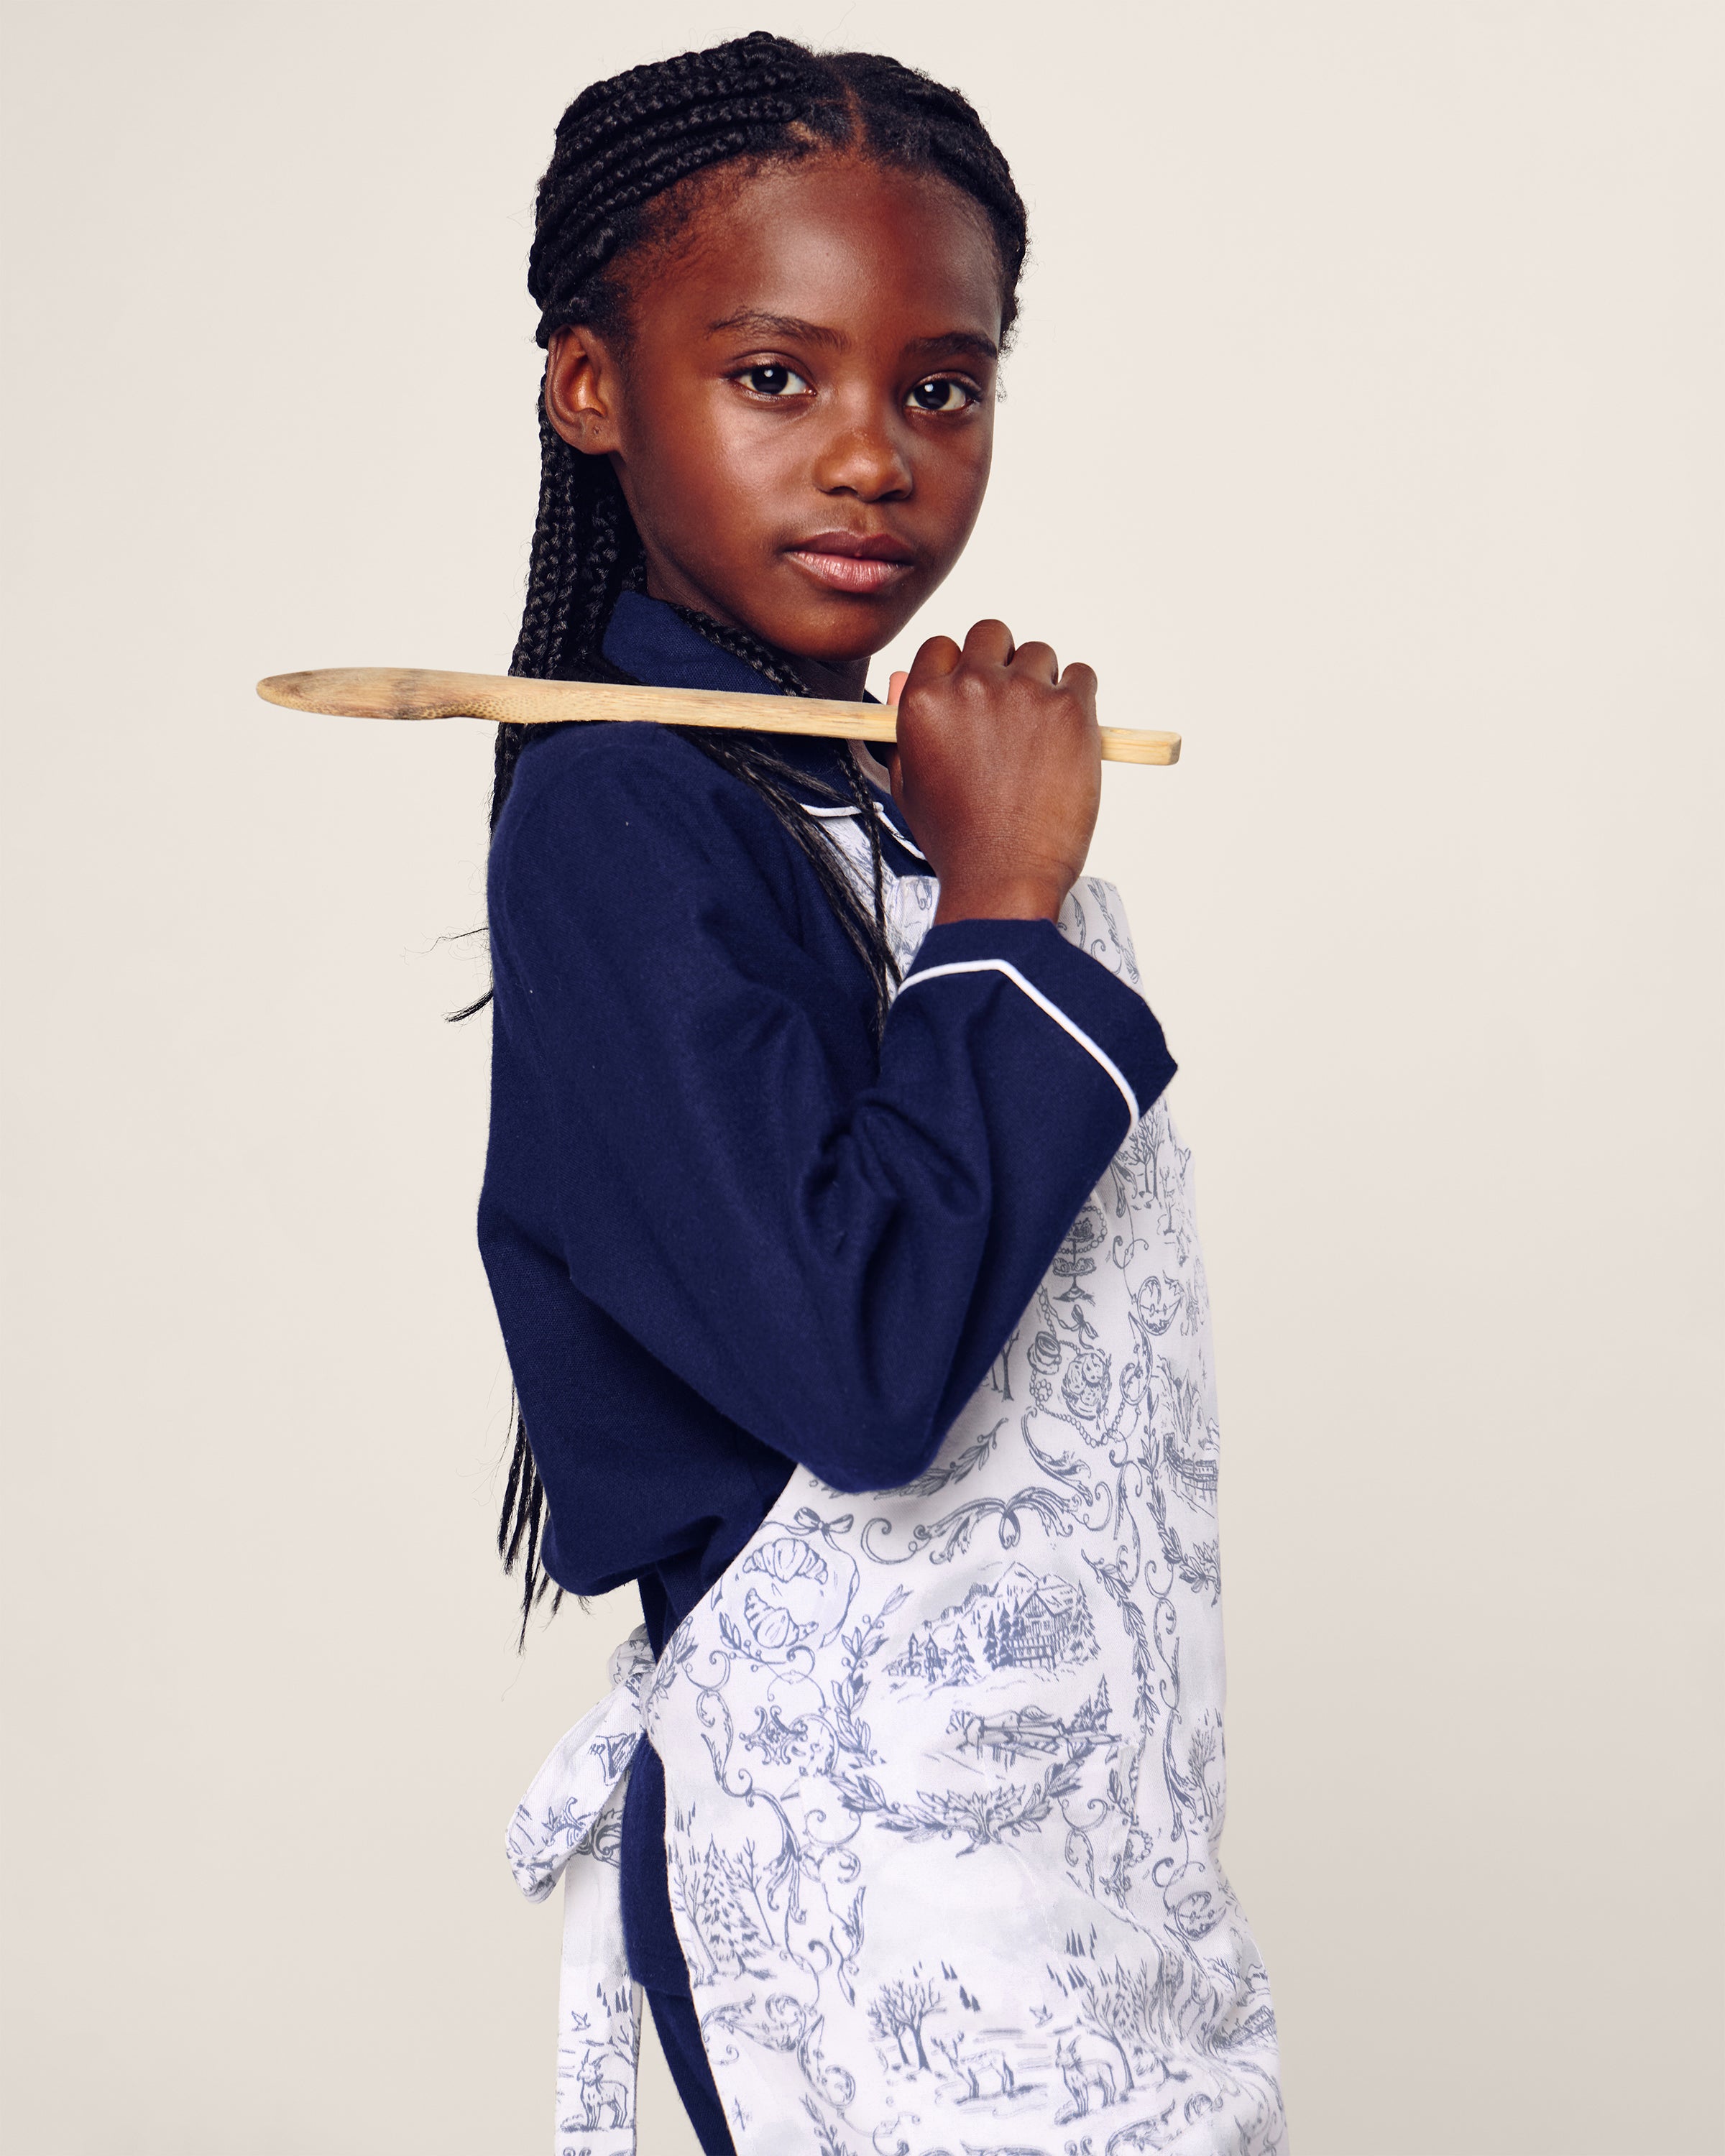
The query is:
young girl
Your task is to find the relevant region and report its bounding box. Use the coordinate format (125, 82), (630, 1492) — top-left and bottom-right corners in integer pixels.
(486, 34), (1284, 2156)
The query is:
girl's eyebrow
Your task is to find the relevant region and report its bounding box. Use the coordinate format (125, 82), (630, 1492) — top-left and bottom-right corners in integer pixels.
(904, 330), (999, 364)
(709, 310), (998, 364)
(709, 310), (845, 348)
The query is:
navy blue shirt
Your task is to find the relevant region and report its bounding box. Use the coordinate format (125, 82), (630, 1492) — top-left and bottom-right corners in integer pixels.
(477, 594), (1175, 1991)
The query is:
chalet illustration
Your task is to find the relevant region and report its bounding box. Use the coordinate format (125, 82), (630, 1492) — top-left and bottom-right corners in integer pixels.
(886, 1562), (1099, 1691)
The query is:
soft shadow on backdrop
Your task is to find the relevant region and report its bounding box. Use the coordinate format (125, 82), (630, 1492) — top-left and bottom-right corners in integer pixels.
(2, 4), (1719, 2152)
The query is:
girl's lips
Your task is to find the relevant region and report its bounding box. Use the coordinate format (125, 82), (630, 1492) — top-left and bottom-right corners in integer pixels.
(784, 530), (916, 596)
(786, 549), (914, 595)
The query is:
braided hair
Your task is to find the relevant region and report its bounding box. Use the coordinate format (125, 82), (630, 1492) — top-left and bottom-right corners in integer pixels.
(493, 32), (1029, 1640)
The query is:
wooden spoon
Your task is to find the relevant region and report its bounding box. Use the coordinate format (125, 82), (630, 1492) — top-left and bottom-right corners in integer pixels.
(257, 666), (1181, 767)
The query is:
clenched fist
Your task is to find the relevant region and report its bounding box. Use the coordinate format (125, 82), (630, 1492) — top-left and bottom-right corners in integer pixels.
(883, 619), (1100, 926)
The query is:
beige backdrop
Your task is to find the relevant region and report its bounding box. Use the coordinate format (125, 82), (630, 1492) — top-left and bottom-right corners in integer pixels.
(2, 4), (1719, 2152)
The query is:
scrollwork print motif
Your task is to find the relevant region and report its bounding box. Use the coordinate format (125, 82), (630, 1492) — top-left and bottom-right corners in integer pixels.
(636, 873), (1285, 2156)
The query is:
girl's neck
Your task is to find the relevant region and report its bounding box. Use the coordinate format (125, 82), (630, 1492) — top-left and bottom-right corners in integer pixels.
(786, 650), (870, 701)
(849, 738), (893, 792)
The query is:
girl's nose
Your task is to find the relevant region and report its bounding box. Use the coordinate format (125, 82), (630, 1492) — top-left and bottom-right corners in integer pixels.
(812, 410), (913, 501)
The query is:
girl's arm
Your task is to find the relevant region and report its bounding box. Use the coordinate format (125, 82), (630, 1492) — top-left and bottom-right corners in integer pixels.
(484, 722), (1172, 1497)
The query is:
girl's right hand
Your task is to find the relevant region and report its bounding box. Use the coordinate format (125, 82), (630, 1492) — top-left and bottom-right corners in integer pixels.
(883, 619), (1101, 926)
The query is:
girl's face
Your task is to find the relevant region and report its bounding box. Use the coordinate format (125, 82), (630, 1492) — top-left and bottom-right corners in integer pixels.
(545, 155), (1003, 675)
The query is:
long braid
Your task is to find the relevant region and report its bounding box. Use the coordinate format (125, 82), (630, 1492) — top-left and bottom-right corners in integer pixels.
(661, 604), (900, 1028)
(491, 31), (1028, 1643)
(837, 741), (894, 1032)
(490, 418), (640, 831)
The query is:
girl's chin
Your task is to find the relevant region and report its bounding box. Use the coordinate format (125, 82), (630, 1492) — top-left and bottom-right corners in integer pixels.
(774, 575), (920, 637)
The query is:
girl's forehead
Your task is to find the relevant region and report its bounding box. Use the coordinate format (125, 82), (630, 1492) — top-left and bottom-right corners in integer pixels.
(636, 156), (1006, 339)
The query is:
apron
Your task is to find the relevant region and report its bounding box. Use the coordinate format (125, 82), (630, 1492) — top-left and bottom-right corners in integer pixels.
(508, 857), (1287, 2156)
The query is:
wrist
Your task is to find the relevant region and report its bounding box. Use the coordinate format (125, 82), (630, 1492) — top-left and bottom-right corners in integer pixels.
(933, 875), (1066, 926)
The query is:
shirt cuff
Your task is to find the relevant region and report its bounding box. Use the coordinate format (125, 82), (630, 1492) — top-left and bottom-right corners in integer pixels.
(898, 917), (1176, 1131)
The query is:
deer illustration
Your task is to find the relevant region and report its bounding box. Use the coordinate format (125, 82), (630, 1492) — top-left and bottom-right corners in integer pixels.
(568, 2048), (630, 2132)
(1054, 2027), (1133, 2121)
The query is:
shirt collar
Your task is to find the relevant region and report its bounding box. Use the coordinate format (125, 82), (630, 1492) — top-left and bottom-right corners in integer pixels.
(599, 591), (924, 862)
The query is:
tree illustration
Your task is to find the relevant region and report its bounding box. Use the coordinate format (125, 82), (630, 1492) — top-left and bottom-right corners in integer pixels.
(867, 1977), (944, 2070)
(682, 1838), (773, 1981)
(944, 1631), (979, 1685)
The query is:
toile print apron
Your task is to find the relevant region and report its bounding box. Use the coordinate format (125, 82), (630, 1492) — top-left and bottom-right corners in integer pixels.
(508, 853), (1286, 2156)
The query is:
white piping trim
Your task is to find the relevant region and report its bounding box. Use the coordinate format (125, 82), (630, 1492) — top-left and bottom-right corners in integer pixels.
(898, 958), (1140, 1127)
(797, 803), (930, 862)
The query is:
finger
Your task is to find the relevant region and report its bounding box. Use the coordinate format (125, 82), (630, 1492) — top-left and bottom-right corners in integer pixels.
(1058, 660), (1099, 720)
(905, 635), (962, 688)
(960, 618), (1015, 668)
(1011, 640), (1059, 684)
(886, 669), (908, 706)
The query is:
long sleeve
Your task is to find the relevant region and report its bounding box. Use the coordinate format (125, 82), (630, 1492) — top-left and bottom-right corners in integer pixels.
(483, 720), (1174, 1513)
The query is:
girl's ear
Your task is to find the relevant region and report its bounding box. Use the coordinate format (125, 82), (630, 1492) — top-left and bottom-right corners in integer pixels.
(544, 326), (620, 456)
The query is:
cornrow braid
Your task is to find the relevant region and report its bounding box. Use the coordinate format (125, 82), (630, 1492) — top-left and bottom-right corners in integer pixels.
(491, 30), (1028, 1644)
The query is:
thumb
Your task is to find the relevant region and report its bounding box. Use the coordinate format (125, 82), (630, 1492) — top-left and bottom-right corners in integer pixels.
(887, 669), (908, 706)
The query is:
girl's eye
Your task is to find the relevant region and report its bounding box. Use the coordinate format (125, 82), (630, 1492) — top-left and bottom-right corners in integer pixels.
(908, 377), (977, 414)
(740, 363), (811, 397)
